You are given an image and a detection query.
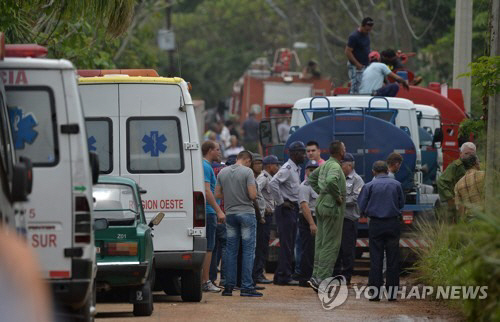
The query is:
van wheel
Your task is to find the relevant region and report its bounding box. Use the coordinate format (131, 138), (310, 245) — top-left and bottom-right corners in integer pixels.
(78, 282), (96, 321)
(133, 280), (153, 316)
(180, 270), (202, 302)
(161, 275), (181, 296)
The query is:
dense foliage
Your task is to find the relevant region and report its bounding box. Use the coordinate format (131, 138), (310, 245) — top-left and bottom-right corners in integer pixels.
(414, 210), (500, 321)
(0, 0), (493, 111)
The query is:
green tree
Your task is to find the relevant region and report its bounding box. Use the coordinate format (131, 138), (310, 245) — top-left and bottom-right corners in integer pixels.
(0, 0), (137, 68)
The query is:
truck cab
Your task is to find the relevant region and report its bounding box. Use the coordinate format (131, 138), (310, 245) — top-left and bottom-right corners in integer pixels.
(415, 104), (443, 185)
(1, 43), (99, 320)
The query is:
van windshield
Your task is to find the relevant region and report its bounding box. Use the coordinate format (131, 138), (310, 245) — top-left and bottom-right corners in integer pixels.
(6, 87), (58, 166)
(93, 184), (138, 222)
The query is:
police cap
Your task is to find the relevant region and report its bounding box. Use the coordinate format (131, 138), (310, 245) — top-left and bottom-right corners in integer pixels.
(263, 155), (280, 165)
(342, 153), (355, 162)
(305, 160), (320, 169)
(288, 141), (306, 152)
(252, 153), (263, 162)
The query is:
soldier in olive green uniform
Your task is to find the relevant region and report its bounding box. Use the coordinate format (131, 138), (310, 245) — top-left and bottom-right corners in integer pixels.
(307, 141), (347, 289)
(436, 142), (476, 223)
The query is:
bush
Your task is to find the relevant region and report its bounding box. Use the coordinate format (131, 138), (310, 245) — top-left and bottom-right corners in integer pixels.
(414, 208), (500, 321)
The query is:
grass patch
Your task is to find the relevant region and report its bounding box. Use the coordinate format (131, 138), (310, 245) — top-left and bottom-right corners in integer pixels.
(413, 208), (500, 321)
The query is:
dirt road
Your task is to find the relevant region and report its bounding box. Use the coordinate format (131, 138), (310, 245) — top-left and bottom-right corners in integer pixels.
(95, 275), (463, 321)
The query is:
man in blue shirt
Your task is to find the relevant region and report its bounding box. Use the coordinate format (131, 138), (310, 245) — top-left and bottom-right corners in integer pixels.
(345, 17), (374, 94)
(358, 161), (404, 301)
(201, 141), (226, 293)
(359, 49), (410, 97)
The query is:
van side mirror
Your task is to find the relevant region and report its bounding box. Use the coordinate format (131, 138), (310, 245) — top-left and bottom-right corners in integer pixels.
(94, 218), (109, 231)
(11, 157), (33, 202)
(139, 188), (147, 194)
(259, 121), (272, 146)
(149, 212), (165, 228)
(432, 128), (443, 147)
(89, 152), (99, 185)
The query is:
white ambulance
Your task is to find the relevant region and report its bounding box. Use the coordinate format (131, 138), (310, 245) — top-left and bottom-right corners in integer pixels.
(0, 43), (99, 320)
(0, 78), (32, 229)
(79, 70), (206, 302)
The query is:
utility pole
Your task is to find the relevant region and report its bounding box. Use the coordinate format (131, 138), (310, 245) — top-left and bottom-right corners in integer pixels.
(485, 0), (500, 213)
(452, 0), (473, 114)
(166, 0), (175, 76)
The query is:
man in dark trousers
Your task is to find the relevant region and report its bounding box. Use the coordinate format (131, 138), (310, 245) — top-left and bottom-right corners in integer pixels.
(269, 141), (306, 285)
(358, 161), (405, 301)
(333, 153), (364, 285)
(345, 17), (374, 94)
(297, 160), (319, 287)
(253, 155), (280, 284)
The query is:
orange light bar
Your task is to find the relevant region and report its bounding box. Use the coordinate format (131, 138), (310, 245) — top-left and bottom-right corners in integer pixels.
(5, 44), (48, 58)
(77, 69), (159, 77)
(107, 242), (138, 256)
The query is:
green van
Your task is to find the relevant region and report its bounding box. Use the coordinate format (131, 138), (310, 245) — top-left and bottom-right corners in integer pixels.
(93, 176), (164, 316)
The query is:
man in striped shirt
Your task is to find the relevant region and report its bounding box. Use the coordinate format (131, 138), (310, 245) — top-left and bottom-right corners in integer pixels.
(454, 154), (485, 221)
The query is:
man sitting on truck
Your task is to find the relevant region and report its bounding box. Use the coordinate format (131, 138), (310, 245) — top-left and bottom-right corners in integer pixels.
(358, 49), (410, 97)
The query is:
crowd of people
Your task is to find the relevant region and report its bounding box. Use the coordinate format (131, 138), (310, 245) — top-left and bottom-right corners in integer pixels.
(194, 15), (486, 300)
(204, 111), (263, 161)
(200, 137), (420, 300)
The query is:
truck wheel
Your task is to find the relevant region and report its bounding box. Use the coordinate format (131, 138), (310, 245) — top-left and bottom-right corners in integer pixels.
(133, 280), (154, 316)
(180, 270), (202, 302)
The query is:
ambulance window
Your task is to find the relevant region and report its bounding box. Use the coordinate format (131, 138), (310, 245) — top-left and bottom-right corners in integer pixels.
(126, 117), (184, 173)
(6, 87), (58, 167)
(85, 118), (113, 174)
(424, 126), (433, 135)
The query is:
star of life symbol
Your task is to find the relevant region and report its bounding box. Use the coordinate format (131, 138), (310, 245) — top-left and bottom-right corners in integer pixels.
(317, 275), (349, 310)
(8, 107), (38, 149)
(142, 131), (167, 157)
(88, 136), (97, 151)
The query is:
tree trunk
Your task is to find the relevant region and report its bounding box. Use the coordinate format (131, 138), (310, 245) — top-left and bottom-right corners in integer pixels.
(485, 0), (500, 213)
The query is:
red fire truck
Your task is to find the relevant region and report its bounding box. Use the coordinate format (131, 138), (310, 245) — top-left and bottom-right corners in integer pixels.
(230, 48), (333, 121)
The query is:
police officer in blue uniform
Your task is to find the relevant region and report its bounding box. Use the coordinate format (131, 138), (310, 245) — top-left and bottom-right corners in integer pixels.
(269, 141), (306, 285)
